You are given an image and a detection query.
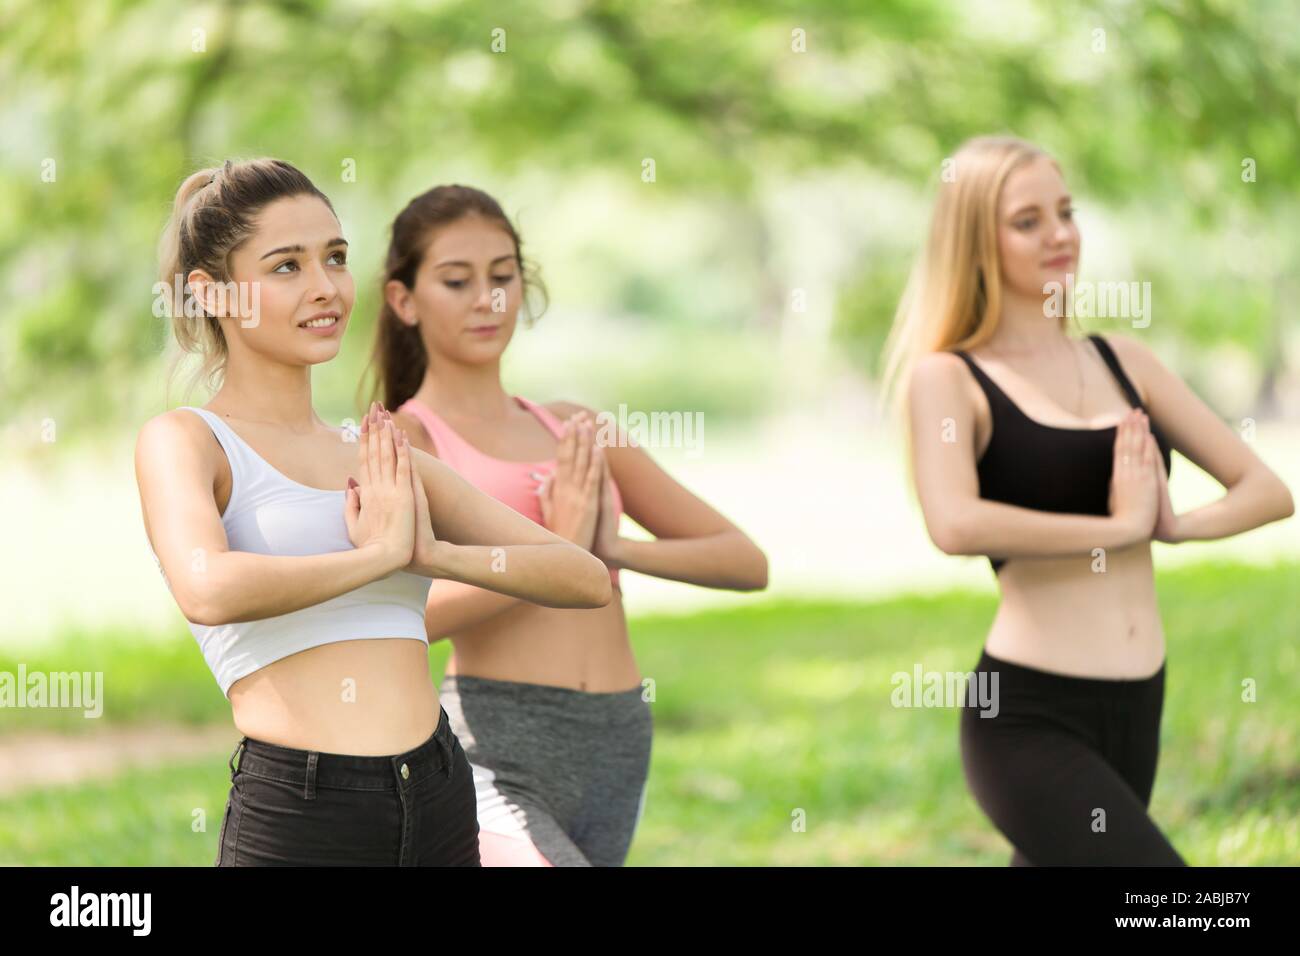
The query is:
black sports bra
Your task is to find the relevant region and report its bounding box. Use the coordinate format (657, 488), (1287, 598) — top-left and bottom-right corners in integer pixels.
(954, 334), (1173, 573)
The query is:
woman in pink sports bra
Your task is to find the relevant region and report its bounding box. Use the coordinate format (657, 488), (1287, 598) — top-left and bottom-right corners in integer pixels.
(365, 184), (770, 866)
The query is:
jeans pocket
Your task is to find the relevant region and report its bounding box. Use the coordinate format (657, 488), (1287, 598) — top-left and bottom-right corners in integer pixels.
(237, 773), (406, 865)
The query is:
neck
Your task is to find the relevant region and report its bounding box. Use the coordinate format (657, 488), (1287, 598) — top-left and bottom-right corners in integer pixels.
(209, 348), (319, 430)
(410, 356), (513, 420)
(989, 287), (1069, 354)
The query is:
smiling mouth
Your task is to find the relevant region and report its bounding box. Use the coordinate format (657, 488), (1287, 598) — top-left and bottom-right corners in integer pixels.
(1042, 255), (1074, 267)
(300, 316), (339, 328)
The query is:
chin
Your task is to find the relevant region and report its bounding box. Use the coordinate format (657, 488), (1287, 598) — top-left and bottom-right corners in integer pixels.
(298, 342), (344, 364)
(1034, 266), (1074, 293)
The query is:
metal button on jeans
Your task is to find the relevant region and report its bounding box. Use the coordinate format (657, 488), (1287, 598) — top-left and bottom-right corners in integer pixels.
(400, 763), (409, 780)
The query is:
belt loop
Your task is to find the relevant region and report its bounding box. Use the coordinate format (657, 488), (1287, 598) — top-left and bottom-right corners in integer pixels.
(228, 738), (245, 778)
(304, 751), (318, 801)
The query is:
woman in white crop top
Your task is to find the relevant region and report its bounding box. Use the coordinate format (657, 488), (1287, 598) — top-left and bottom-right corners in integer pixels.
(135, 159), (611, 866)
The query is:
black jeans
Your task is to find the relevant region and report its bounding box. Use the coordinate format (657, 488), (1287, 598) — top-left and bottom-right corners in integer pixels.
(216, 705), (480, 866)
(959, 648), (1185, 866)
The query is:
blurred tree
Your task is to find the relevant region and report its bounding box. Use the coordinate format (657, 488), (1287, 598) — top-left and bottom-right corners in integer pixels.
(1, 0), (1295, 421)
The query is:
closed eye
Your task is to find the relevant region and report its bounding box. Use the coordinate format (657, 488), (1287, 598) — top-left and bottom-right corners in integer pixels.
(273, 250), (347, 273)
(445, 275), (516, 289)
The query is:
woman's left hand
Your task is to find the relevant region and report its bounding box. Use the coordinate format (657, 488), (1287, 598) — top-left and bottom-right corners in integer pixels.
(1150, 433), (1182, 543)
(591, 452), (623, 568)
(395, 420), (440, 574)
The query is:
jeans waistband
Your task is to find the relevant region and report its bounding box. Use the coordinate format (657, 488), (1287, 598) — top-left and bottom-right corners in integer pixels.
(976, 648), (1165, 700)
(227, 706), (456, 796)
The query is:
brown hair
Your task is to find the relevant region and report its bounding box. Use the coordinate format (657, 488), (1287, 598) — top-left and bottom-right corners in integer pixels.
(358, 185), (548, 413)
(156, 158), (336, 401)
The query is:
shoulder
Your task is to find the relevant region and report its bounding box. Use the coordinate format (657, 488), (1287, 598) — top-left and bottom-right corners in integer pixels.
(906, 350), (986, 432)
(1093, 332), (1158, 367)
(543, 399), (594, 420)
(912, 350), (969, 380)
(134, 408), (220, 479)
(909, 350), (973, 397)
(136, 407), (214, 457)
(1091, 332), (1167, 401)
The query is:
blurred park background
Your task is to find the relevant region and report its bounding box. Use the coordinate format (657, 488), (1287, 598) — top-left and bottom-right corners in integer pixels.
(1, 0), (1296, 864)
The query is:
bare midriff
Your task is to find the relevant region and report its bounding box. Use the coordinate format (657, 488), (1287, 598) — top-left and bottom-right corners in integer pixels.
(440, 588), (642, 694)
(229, 638), (440, 755)
(986, 544), (1165, 680)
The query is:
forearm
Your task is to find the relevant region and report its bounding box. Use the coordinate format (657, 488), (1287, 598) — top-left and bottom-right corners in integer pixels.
(423, 580), (525, 641)
(1172, 471), (1295, 542)
(179, 544), (400, 625)
(939, 500), (1137, 560)
(607, 531), (768, 590)
(418, 540), (611, 608)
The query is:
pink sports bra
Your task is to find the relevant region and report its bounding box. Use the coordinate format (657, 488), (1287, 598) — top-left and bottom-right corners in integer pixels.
(398, 396), (624, 589)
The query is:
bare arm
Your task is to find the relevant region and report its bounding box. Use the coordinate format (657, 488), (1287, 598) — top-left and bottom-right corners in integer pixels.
(552, 402), (767, 591)
(1107, 333), (1295, 541)
(421, 581), (524, 641)
(408, 447), (612, 609)
(390, 409), (533, 641)
(907, 352), (1150, 561)
(134, 410), (404, 627)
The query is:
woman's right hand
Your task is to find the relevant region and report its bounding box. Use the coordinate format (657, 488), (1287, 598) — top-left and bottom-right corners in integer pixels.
(1108, 408), (1159, 546)
(535, 411), (604, 550)
(344, 402), (416, 572)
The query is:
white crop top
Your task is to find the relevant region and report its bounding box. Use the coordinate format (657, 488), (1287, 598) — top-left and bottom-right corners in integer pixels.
(169, 406), (433, 698)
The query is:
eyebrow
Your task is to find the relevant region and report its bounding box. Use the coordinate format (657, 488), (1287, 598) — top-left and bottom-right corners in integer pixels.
(259, 238), (348, 260)
(433, 254), (518, 268)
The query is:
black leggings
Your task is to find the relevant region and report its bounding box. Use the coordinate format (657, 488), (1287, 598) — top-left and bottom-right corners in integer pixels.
(959, 648), (1185, 866)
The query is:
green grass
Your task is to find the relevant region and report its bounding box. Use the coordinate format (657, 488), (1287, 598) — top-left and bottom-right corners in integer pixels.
(1, 560), (1296, 865)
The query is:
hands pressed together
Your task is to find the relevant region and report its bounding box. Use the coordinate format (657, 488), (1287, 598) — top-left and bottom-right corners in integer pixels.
(532, 410), (622, 564)
(343, 401), (438, 574)
(1108, 408), (1180, 544)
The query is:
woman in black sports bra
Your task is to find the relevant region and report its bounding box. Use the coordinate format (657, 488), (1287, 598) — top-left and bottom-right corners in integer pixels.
(883, 135), (1294, 866)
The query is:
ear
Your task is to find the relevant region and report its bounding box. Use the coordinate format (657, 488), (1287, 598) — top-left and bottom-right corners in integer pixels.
(384, 279), (416, 327)
(186, 269), (223, 318)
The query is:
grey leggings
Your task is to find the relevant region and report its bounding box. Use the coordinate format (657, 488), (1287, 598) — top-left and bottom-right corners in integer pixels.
(438, 674), (653, 867)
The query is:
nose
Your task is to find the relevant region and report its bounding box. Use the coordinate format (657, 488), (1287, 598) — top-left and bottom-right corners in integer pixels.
(304, 258), (343, 303)
(1050, 212), (1074, 244)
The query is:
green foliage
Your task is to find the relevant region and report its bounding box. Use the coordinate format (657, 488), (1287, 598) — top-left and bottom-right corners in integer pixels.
(2, 0), (1295, 423)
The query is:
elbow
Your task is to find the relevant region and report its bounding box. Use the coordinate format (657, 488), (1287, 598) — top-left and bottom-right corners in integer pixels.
(927, 514), (969, 556)
(569, 551), (613, 609)
(1277, 481), (1295, 522)
(176, 574), (235, 627)
(179, 590), (226, 628)
(581, 567), (614, 609)
(739, 545), (769, 591)
(1255, 470), (1295, 524)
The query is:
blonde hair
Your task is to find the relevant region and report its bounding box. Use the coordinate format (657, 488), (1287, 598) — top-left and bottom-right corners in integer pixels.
(156, 158), (334, 402)
(880, 135), (1068, 419)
